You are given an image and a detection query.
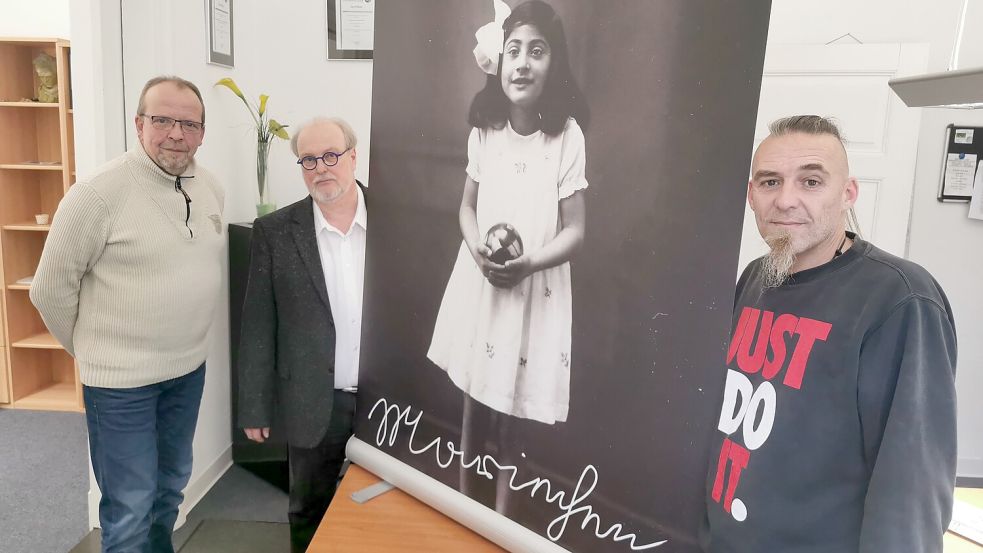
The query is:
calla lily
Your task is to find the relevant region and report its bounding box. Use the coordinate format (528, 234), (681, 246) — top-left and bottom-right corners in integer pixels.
(269, 119), (289, 140)
(215, 78), (290, 209)
(214, 77), (289, 143)
(215, 77), (245, 100)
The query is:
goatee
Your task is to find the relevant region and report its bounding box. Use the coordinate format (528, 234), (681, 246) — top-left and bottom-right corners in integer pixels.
(761, 231), (795, 288)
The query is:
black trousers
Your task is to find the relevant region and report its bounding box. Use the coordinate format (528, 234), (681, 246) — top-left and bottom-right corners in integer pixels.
(287, 390), (356, 553)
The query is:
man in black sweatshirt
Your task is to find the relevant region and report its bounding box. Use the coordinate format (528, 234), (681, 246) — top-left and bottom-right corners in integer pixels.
(703, 115), (957, 553)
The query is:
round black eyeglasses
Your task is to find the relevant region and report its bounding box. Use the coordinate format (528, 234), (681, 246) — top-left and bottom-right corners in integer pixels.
(297, 148), (351, 170)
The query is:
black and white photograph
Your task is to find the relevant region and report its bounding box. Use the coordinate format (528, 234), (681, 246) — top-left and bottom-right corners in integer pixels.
(425, 2), (589, 506)
(355, 1), (771, 551)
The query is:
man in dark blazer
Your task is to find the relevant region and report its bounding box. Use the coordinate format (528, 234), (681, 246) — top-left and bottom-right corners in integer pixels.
(238, 116), (367, 553)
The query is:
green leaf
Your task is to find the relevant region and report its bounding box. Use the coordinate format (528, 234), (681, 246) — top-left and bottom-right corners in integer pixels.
(268, 119), (289, 140)
(258, 94), (269, 116)
(215, 77), (245, 99)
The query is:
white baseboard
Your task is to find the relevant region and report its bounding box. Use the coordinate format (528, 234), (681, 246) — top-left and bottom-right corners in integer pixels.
(175, 445), (233, 529)
(88, 474), (99, 529)
(958, 457), (983, 479)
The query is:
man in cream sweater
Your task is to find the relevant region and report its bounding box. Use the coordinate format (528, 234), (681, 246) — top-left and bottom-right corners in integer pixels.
(31, 76), (224, 553)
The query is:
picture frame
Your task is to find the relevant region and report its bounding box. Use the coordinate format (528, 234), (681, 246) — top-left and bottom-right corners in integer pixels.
(327, 0), (374, 60)
(206, 0), (235, 68)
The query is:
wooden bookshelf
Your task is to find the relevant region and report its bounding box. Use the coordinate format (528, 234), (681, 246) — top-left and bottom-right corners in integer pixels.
(12, 332), (62, 349)
(0, 37), (81, 412)
(0, 101), (58, 108)
(3, 223), (50, 231)
(13, 381), (77, 411)
(0, 346), (7, 404)
(0, 164), (63, 171)
(7, 348), (78, 412)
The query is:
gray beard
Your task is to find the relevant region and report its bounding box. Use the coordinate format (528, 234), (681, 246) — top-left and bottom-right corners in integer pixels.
(761, 231), (795, 289)
(155, 152), (191, 176)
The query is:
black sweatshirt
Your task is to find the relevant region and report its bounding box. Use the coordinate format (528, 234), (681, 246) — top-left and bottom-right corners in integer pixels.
(704, 234), (957, 553)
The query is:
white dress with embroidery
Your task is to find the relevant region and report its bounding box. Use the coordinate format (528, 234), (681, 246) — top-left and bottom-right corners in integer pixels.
(427, 117), (588, 424)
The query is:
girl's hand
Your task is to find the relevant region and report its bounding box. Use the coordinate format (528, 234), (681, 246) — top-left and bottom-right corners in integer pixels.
(473, 244), (508, 286)
(489, 255), (532, 289)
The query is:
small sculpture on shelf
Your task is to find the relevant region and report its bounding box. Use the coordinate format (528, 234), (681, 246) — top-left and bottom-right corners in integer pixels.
(33, 53), (58, 103)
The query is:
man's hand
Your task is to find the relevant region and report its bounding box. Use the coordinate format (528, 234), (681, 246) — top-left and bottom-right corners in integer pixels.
(244, 427), (271, 443)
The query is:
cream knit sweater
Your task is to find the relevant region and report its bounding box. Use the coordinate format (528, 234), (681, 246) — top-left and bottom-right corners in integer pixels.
(31, 146), (225, 388)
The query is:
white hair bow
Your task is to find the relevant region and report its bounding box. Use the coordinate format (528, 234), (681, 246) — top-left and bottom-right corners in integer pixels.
(473, 0), (512, 76)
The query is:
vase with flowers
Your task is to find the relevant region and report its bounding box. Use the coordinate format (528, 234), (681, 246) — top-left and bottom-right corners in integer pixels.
(216, 77), (289, 217)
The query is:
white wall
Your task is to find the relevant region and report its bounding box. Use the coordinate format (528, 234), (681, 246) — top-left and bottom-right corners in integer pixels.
(0, 0), (70, 39)
(765, 0), (983, 477)
(69, 0), (128, 529)
(118, 2), (373, 219)
(70, 0), (125, 179)
(909, 114), (983, 476)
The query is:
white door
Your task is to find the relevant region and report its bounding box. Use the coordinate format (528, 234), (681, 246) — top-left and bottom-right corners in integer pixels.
(737, 43), (930, 274)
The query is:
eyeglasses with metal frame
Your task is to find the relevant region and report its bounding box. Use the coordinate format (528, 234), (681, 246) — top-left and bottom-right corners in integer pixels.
(141, 114), (205, 134)
(296, 148), (351, 171)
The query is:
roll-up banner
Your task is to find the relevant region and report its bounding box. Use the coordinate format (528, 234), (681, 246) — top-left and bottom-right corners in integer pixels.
(352, 1), (772, 551)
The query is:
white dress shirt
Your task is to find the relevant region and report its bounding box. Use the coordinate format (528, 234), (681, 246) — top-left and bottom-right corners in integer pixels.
(312, 186), (366, 390)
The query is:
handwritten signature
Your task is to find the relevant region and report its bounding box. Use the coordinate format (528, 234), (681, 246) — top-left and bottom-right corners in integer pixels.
(369, 398), (667, 550)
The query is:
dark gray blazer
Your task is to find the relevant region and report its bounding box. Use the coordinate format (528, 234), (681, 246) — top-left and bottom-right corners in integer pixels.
(237, 186), (364, 449)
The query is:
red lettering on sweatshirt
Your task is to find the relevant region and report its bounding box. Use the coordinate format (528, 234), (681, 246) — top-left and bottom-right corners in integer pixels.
(713, 308), (834, 522)
(737, 310), (772, 375)
(711, 437), (750, 512)
(727, 307), (755, 366)
(728, 307), (831, 389)
(782, 317), (832, 389)
(762, 313), (797, 379)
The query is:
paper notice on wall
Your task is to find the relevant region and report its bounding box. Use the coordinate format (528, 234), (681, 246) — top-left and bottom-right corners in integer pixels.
(945, 153), (978, 197)
(955, 128), (975, 144)
(337, 0), (375, 51)
(211, 0), (232, 56)
(969, 161), (983, 221)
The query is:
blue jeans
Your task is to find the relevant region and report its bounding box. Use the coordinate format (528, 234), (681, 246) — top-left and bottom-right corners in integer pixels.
(83, 364), (205, 553)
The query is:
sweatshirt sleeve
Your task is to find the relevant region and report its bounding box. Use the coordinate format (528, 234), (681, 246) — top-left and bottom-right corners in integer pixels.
(857, 295), (957, 553)
(30, 183), (110, 356)
(237, 218), (278, 429)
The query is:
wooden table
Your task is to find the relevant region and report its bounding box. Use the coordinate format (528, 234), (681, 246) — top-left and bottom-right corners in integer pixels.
(310, 465), (982, 553)
(308, 464), (506, 552)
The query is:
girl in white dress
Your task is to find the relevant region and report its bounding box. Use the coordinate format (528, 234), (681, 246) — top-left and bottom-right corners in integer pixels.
(428, 0), (589, 437)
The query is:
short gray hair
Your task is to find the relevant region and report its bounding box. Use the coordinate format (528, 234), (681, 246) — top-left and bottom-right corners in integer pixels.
(768, 115), (845, 144)
(290, 116), (358, 156)
(137, 76), (205, 123)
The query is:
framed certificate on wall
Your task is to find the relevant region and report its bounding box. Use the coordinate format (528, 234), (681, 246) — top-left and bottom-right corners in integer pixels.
(206, 0), (235, 67)
(327, 0), (374, 60)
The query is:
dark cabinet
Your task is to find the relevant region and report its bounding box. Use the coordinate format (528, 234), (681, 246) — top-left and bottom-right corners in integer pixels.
(229, 223), (288, 491)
